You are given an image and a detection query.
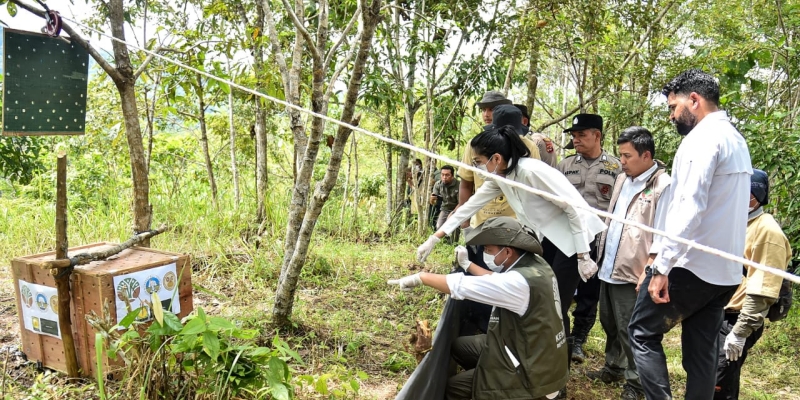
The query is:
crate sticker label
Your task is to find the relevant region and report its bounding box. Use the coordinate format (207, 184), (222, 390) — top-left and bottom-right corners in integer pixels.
(18, 280), (61, 339)
(113, 263), (181, 325)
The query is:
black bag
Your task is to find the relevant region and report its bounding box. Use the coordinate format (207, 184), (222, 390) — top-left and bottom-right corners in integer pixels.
(767, 278), (794, 322)
(395, 297), (463, 400)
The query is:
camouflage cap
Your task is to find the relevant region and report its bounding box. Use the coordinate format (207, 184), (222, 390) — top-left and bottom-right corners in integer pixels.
(465, 216), (543, 256)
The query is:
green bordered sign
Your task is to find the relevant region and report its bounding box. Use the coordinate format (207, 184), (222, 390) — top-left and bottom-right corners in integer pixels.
(2, 28), (89, 136)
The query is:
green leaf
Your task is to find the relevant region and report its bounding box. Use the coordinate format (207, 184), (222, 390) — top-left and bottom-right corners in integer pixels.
(315, 374), (332, 395)
(208, 316), (235, 331)
(270, 383), (290, 400)
(180, 317), (207, 335)
(7, 2), (17, 17)
(163, 312), (183, 334)
(202, 331), (220, 359)
(268, 356), (289, 381)
(118, 307), (143, 329)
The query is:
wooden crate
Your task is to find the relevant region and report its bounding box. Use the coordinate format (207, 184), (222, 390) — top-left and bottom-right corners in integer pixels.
(10, 242), (193, 377)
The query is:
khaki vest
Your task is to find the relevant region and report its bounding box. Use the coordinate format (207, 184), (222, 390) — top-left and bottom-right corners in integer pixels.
(597, 161), (669, 284)
(472, 254), (569, 399)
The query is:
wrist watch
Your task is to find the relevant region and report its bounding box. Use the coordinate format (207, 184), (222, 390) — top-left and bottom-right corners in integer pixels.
(645, 265), (662, 276)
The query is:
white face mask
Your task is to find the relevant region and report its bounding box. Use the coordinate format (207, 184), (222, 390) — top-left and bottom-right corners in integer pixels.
(483, 247), (508, 272)
(477, 156), (500, 174)
(749, 205), (758, 213)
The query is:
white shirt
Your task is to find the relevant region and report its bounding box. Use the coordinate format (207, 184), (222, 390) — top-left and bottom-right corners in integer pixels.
(445, 264), (530, 316)
(599, 162), (668, 284)
(440, 157), (607, 256)
(651, 111), (752, 286)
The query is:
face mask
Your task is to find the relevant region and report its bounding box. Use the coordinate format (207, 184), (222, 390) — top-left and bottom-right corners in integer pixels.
(483, 247), (508, 272)
(749, 205), (759, 213)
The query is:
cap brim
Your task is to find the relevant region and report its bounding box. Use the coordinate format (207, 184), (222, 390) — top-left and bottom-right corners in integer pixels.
(476, 99), (512, 109)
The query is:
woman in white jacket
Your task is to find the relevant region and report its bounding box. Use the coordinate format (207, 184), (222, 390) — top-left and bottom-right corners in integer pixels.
(416, 125), (607, 339)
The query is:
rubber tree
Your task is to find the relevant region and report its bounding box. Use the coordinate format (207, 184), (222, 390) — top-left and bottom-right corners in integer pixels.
(269, 0), (383, 327)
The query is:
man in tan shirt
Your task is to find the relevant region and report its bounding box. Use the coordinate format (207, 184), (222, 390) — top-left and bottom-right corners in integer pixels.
(714, 169), (792, 400)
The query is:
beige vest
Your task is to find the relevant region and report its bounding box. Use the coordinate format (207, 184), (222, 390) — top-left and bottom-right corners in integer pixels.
(597, 161), (670, 284)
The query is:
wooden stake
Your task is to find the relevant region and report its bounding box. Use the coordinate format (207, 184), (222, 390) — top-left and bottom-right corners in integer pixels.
(54, 152), (79, 378)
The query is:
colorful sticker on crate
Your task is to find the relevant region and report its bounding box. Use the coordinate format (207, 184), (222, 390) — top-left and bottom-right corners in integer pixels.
(112, 263), (181, 325)
(17, 280), (61, 339)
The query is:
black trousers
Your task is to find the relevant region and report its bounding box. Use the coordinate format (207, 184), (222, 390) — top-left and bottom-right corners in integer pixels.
(628, 268), (738, 400)
(543, 239), (597, 339)
(713, 312), (764, 400)
(459, 244), (492, 335)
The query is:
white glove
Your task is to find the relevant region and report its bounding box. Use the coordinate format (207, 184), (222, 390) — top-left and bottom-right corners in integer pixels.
(387, 273), (423, 291)
(723, 331), (747, 361)
(577, 257), (598, 282)
(455, 246), (471, 271)
(416, 235), (440, 262)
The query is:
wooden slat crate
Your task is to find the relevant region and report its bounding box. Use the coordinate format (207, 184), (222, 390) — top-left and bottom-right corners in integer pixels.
(10, 242), (193, 377)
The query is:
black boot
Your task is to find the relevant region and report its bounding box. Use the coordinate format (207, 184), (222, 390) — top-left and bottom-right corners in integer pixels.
(571, 316), (594, 363)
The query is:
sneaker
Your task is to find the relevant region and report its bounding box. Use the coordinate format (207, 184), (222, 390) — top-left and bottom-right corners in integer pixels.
(553, 387), (567, 399)
(571, 341), (586, 363)
(586, 368), (624, 384)
(620, 384), (645, 400)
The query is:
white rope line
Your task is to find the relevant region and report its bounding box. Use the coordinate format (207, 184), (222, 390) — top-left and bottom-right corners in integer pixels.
(62, 16), (800, 285)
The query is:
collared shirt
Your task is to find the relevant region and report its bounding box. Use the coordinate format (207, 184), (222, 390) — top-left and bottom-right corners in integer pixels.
(433, 179), (459, 211)
(651, 111), (752, 285)
(457, 135), (541, 227)
(441, 157), (607, 256)
(445, 262), (530, 316)
(600, 162), (666, 284)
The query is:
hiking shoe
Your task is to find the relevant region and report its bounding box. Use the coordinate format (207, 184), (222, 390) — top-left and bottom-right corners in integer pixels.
(586, 368), (624, 384)
(620, 384), (645, 400)
(571, 341), (586, 363)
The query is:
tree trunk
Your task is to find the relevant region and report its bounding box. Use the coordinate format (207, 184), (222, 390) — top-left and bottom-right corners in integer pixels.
(229, 89), (240, 207)
(526, 39), (540, 114)
(253, 5), (269, 223)
(273, 0), (382, 327)
(196, 74), (218, 207)
(384, 114), (393, 226)
(116, 76), (151, 241)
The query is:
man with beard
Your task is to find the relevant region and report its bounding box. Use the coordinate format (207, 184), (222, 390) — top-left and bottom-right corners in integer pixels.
(628, 69), (752, 400)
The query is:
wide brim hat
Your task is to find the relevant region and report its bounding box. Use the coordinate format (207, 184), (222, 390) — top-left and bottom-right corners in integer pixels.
(465, 216), (543, 256)
(476, 90), (512, 109)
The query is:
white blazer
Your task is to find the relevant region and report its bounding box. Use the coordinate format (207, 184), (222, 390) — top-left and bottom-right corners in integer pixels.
(441, 157), (607, 256)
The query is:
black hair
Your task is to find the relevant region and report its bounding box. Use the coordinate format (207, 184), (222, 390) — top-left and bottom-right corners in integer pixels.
(441, 165), (455, 175)
(617, 126), (656, 159)
(470, 125), (530, 175)
(661, 69), (720, 106)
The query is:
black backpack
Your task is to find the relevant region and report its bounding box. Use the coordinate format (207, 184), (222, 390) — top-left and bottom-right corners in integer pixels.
(767, 277), (794, 322)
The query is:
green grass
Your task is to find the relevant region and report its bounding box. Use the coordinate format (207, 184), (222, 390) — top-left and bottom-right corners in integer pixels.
(1, 159), (799, 399)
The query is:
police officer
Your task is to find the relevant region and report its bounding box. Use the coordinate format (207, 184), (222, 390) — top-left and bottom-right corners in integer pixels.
(556, 113), (622, 363)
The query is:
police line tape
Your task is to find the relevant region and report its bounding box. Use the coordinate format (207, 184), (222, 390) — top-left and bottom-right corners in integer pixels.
(61, 15), (800, 285)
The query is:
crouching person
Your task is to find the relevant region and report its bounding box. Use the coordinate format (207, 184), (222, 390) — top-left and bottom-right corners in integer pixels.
(714, 169), (792, 399)
(389, 216), (568, 400)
